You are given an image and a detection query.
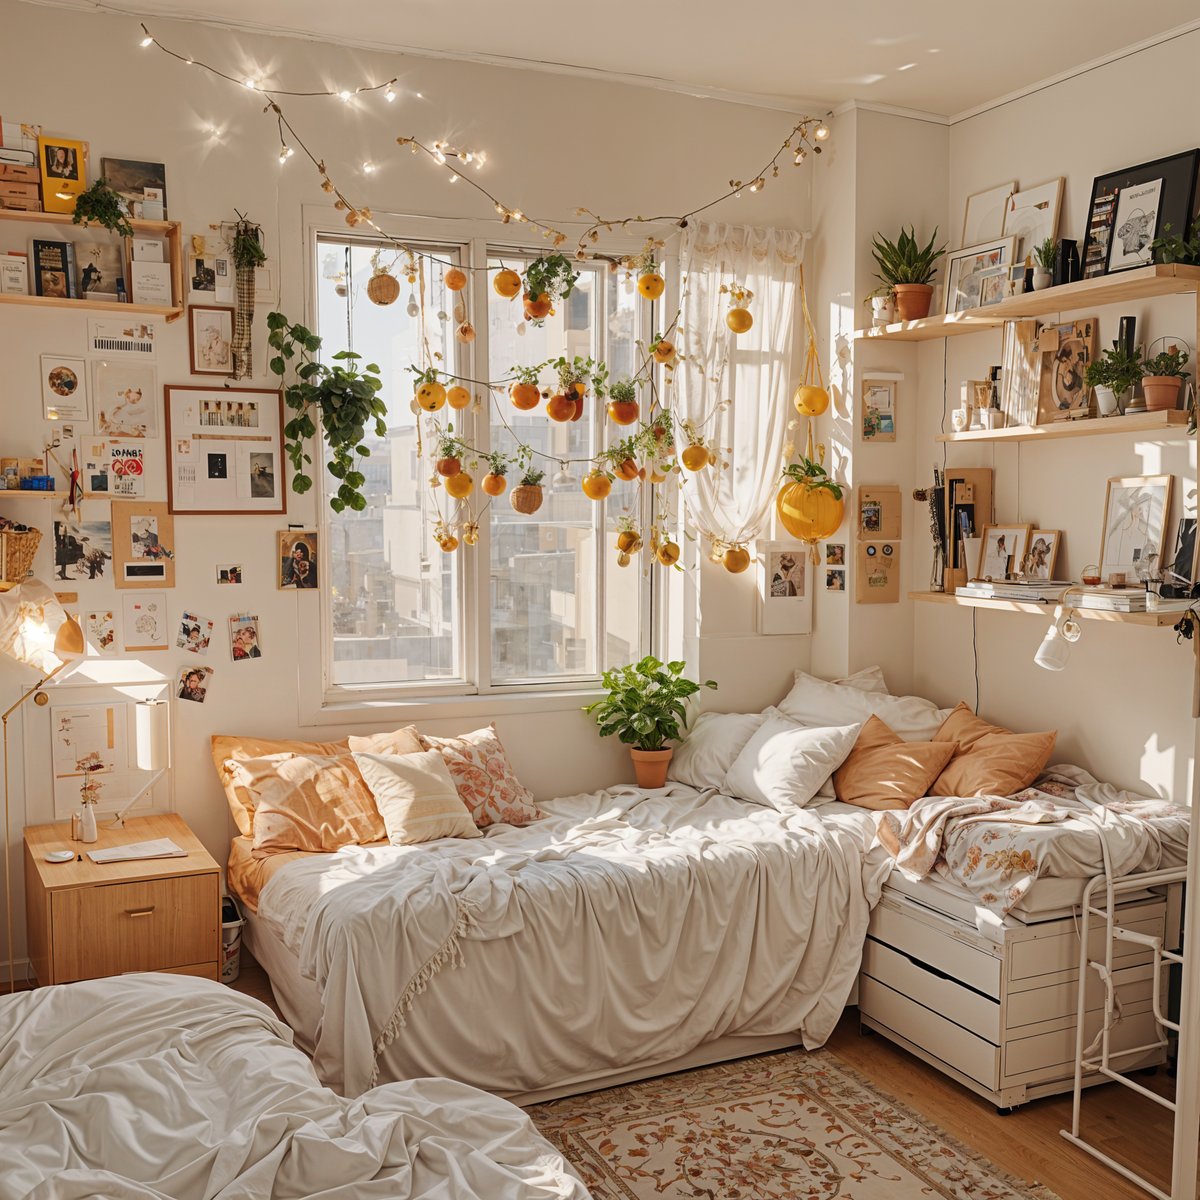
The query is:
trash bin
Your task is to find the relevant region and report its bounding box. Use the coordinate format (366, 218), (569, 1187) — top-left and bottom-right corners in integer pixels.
(220, 894), (245, 983)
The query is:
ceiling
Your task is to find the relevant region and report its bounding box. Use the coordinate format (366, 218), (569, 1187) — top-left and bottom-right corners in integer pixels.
(34, 0), (1200, 116)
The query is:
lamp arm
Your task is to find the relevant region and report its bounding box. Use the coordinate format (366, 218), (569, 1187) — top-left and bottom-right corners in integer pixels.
(0, 660), (66, 725)
(107, 769), (165, 830)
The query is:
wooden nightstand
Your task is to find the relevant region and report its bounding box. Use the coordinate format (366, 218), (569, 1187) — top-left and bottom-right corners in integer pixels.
(24, 812), (220, 986)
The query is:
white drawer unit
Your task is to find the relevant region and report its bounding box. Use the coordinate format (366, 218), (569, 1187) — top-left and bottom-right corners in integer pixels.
(858, 884), (1173, 1111)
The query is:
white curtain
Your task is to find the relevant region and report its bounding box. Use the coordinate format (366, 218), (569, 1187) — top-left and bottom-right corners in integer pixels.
(676, 221), (804, 547)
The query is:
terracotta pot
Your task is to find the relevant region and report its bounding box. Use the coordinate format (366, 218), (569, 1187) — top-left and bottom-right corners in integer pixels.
(1141, 375), (1183, 412)
(630, 747), (673, 789)
(892, 283), (934, 321)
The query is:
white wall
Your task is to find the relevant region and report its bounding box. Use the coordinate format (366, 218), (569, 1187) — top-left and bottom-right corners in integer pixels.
(0, 0), (814, 976)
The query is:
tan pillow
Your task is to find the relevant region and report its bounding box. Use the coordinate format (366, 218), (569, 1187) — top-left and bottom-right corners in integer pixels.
(833, 715), (957, 810)
(353, 749), (481, 845)
(930, 703), (1056, 797)
(212, 727), (422, 835)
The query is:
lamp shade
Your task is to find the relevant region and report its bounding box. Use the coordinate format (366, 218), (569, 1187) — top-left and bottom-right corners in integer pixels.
(0, 580), (83, 674)
(134, 699), (169, 772)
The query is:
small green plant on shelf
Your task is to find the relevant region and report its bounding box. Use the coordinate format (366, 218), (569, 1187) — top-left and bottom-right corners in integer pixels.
(1150, 217), (1200, 266)
(870, 225), (946, 286)
(1033, 237), (1058, 272)
(1084, 342), (1144, 397)
(1142, 345), (1190, 379)
(71, 179), (134, 238)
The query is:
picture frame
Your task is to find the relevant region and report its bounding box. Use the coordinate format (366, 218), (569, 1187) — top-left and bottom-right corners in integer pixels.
(121, 591), (169, 651)
(100, 157), (167, 220)
(111, 500), (175, 590)
(975, 265), (1009, 308)
(1100, 474), (1173, 584)
(164, 385), (285, 515)
(825, 569), (846, 592)
(757, 542), (812, 634)
(1162, 518), (1199, 598)
(91, 360), (158, 437)
(825, 543), (846, 566)
(278, 530), (319, 590)
(1107, 178), (1163, 272)
(961, 181), (1015, 247)
(1001, 178), (1064, 262)
(860, 373), (900, 442)
(855, 541), (900, 604)
(976, 524), (1032, 581)
(943, 237), (1017, 314)
(187, 305), (235, 375)
(1080, 150), (1200, 278)
(999, 319), (1041, 428)
(1023, 530), (1062, 580)
(40, 354), (88, 422)
(1036, 318), (1098, 424)
(37, 136), (87, 213)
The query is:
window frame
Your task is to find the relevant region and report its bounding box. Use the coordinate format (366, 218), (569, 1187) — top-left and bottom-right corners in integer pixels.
(298, 207), (662, 719)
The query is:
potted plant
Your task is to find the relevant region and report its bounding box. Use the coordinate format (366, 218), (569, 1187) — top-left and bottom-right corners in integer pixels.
(522, 254), (578, 324)
(1032, 237), (1057, 291)
(267, 312), (386, 513)
(607, 378), (640, 425)
(776, 455), (845, 558)
(1141, 344), (1190, 412)
(1085, 342), (1143, 417)
(870, 225), (946, 321)
(71, 179), (134, 238)
(583, 655), (716, 788)
(510, 466), (546, 514)
(864, 285), (895, 328)
(1150, 217), (1200, 266)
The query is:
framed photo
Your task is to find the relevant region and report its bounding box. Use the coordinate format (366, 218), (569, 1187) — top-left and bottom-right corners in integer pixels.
(943, 237), (1017, 313)
(100, 157), (167, 220)
(825, 543), (845, 566)
(1006, 264), (1028, 297)
(1081, 150), (1200, 278)
(999, 319), (1041, 428)
(757, 543), (812, 634)
(188, 305), (235, 375)
(111, 500), (175, 590)
(91, 360), (158, 437)
(961, 181), (1015, 247)
(1023, 530), (1062, 580)
(825, 569), (846, 592)
(861, 374), (900, 442)
(38, 136), (87, 213)
(1036, 318), (1098, 424)
(1001, 178), (1063, 261)
(40, 354), (88, 421)
(165, 385), (285, 515)
(1163, 518), (1199, 597)
(975, 265), (1009, 308)
(278, 530), (319, 590)
(1100, 475), (1173, 583)
(976, 524), (1032, 581)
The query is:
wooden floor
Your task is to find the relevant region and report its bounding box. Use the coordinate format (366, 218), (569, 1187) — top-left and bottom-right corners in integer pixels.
(231, 952), (1175, 1200)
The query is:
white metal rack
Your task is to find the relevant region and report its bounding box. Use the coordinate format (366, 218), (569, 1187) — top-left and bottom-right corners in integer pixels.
(1062, 867), (1189, 1199)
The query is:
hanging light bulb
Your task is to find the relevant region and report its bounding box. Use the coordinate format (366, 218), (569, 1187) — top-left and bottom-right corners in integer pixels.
(243, 78), (257, 90)
(814, 121), (830, 141)
(139, 34), (153, 47)
(278, 145), (294, 163)
(475, 152), (487, 169)
(384, 84), (396, 102)
(339, 90), (353, 102)
(362, 160), (376, 174)
(406, 294), (419, 318)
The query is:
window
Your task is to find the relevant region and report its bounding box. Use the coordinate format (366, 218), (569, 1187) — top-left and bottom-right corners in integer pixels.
(315, 231), (651, 699)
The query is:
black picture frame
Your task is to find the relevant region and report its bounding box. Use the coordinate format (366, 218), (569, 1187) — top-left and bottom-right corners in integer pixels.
(1080, 149), (1200, 278)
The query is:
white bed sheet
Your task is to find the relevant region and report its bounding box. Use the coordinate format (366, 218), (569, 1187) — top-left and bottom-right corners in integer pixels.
(254, 783), (890, 1098)
(0, 973), (587, 1199)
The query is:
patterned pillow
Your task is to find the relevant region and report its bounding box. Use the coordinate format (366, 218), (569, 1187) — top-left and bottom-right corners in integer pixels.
(417, 724), (542, 827)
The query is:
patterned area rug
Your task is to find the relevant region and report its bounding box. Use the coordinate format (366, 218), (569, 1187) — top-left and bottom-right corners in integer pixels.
(529, 1049), (1060, 1199)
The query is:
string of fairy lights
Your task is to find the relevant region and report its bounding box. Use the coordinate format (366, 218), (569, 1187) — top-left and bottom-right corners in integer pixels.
(132, 18), (832, 570)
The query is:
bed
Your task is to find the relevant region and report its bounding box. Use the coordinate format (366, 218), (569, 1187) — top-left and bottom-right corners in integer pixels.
(0, 972), (588, 1198)
(230, 783), (891, 1103)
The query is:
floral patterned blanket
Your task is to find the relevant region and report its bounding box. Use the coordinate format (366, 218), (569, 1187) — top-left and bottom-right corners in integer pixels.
(876, 764), (1189, 917)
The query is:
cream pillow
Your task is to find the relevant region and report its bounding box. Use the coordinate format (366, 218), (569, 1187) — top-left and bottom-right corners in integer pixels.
(778, 671), (950, 741)
(833, 666), (890, 695)
(724, 708), (861, 811)
(352, 749), (481, 844)
(668, 711), (767, 790)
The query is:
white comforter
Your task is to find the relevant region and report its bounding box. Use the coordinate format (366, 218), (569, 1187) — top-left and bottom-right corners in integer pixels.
(256, 784), (888, 1098)
(0, 974), (587, 1199)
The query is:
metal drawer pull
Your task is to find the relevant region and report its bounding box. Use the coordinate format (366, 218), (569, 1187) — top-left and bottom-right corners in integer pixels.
(124, 906), (156, 918)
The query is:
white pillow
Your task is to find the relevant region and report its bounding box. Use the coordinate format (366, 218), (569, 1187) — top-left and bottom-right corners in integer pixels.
(723, 709), (860, 811)
(778, 671), (950, 741)
(833, 666), (889, 695)
(352, 749), (481, 845)
(669, 711), (766, 790)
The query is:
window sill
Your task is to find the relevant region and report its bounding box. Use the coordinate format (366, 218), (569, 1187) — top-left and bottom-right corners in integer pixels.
(299, 686), (605, 729)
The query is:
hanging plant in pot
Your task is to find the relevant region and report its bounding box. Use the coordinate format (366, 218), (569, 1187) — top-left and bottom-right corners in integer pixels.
(267, 311), (386, 513)
(583, 656), (716, 788)
(1141, 344), (1190, 412)
(870, 225), (945, 322)
(521, 254), (578, 325)
(776, 454), (845, 563)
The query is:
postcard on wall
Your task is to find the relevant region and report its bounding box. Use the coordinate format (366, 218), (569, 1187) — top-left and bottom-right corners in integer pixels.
(84, 441), (145, 498)
(189, 254), (233, 303)
(855, 541), (900, 604)
(757, 544), (812, 635)
(229, 613), (263, 660)
(177, 611), (213, 655)
(216, 563), (243, 585)
(91, 360), (158, 437)
(54, 513), (112, 582)
(178, 665), (214, 704)
(121, 591), (169, 650)
(87, 318), (157, 357)
(111, 501), (175, 590)
(40, 354), (88, 422)
(825, 569), (846, 592)
(165, 386), (285, 515)
(85, 609), (117, 656)
(861, 374), (901, 443)
(278, 530), (318, 589)
(857, 484), (902, 540)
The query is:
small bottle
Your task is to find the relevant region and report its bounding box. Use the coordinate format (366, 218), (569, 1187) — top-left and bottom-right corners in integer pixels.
(71, 812), (82, 841)
(80, 804), (97, 844)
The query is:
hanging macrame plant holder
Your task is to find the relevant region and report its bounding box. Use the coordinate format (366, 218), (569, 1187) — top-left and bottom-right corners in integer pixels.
(793, 266), (830, 417)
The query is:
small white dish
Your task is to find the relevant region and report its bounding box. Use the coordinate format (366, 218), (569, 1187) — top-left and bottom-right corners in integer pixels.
(44, 850), (75, 863)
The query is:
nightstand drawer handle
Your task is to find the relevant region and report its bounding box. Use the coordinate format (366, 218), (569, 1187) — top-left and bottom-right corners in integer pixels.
(124, 906), (156, 918)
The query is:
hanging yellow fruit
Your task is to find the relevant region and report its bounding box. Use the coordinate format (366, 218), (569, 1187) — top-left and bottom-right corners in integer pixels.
(651, 337), (677, 365)
(581, 471), (612, 501)
(723, 545), (751, 573)
(444, 472), (474, 499)
(616, 550), (632, 568)
(776, 462), (845, 556)
(616, 529), (642, 554)
(793, 383), (830, 416)
(438, 534), (460, 553)
(656, 541), (680, 566)
(447, 385), (471, 409)
(637, 270), (666, 300)
(366, 271), (400, 306)
(444, 267), (468, 292)
(493, 268), (521, 299)
(680, 444), (710, 471)
(416, 380), (447, 411)
(726, 307), (753, 334)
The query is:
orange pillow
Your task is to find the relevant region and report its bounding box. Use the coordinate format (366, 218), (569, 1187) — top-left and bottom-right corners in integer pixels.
(930, 703), (1056, 797)
(833, 715), (957, 810)
(212, 727), (422, 835)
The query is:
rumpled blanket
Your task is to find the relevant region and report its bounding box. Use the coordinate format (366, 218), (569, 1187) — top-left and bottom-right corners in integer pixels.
(877, 764), (1189, 916)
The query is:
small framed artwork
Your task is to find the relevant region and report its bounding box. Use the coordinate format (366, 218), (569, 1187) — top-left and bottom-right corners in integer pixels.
(825, 543), (845, 566)
(1100, 475), (1173, 584)
(121, 591), (170, 651)
(1081, 150), (1200, 278)
(825, 569), (846, 592)
(278, 530), (319, 589)
(1006, 264), (1028, 297)
(165, 385), (285, 515)
(38, 136), (87, 213)
(999, 319), (1041, 428)
(757, 543), (812, 634)
(1001, 178), (1064, 261)
(1163, 518), (1199, 597)
(943, 237), (1017, 313)
(188, 305), (235, 375)
(40, 354), (88, 421)
(975, 265), (1009, 308)
(961, 181), (1015, 247)
(100, 157), (168, 219)
(216, 564), (243, 585)
(91, 360), (158, 437)
(111, 500), (175, 590)
(976, 524), (1032, 581)
(861, 373), (901, 442)
(1036, 319), (1098, 424)
(1023, 530), (1062, 580)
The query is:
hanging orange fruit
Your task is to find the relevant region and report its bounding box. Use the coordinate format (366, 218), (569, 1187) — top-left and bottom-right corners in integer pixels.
(680, 444), (710, 471)
(510, 381), (541, 410)
(793, 383), (830, 416)
(726, 308), (753, 334)
(493, 268), (521, 299)
(612, 458), (640, 482)
(435, 455), (462, 477)
(416, 380), (447, 412)
(444, 472), (473, 499)
(656, 541), (680, 566)
(616, 529), (642, 553)
(637, 270), (666, 301)
(447, 385), (471, 410)
(523, 292), (552, 321)
(651, 337), (677, 365)
(456, 322), (476, 343)
(546, 393), (576, 422)
(444, 267), (468, 292)
(481, 472), (507, 496)
(581, 471), (612, 500)
(608, 398), (639, 425)
(723, 545), (751, 573)
(438, 533), (460, 552)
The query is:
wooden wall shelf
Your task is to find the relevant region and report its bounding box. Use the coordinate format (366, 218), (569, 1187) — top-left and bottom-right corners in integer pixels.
(936, 410), (1190, 444)
(854, 264), (1200, 343)
(909, 590), (1183, 627)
